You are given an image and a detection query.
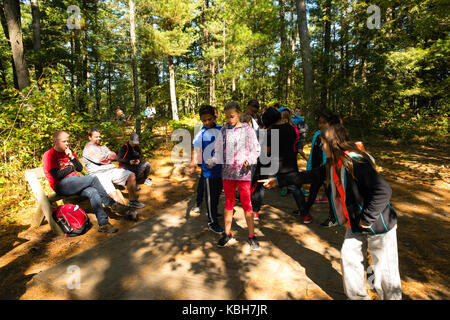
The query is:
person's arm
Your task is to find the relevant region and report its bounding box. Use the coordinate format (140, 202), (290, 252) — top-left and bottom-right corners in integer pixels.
(246, 126), (261, 165)
(49, 166), (75, 180)
(70, 156), (83, 172)
(277, 165), (325, 187)
(353, 160), (392, 228)
(83, 143), (113, 164)
(259, 165), (325, 189)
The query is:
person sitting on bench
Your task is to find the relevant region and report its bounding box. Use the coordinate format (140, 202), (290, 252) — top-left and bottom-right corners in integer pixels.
(117, 133), (152, 190)
(82, 128), (146, 209)
(42, 131), (130, 233)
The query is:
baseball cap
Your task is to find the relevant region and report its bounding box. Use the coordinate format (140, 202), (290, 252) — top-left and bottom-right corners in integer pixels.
(130, 133), (139, 144)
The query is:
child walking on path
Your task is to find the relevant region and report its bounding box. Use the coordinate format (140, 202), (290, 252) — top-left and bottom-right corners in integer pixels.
(208, 102), (261, 250)
(261, 124), (402, 300)
(189, 105), (224, 234)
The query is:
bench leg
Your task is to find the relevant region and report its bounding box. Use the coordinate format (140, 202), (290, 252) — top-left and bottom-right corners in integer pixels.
(30, 206), (45, 228)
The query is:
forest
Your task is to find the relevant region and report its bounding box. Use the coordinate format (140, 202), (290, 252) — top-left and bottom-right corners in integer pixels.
(0, 0), (449, 301)
(0, 0), (448, 223)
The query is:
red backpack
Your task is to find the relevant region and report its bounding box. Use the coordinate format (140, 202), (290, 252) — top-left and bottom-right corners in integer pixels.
(52, 204), (92, 237)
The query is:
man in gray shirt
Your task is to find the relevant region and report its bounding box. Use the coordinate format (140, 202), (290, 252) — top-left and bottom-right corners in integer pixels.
(83, 128), (145, 210)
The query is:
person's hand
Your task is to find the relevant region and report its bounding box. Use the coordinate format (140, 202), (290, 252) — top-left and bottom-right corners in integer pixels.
(134, 159), (140, 165)
(65, 148), (74, 159)
(207, 160), (216, 168)
(257, 178), (277, 189)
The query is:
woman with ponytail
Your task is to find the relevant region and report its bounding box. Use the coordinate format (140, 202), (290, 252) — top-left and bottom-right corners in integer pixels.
(260, 124), (402, 300)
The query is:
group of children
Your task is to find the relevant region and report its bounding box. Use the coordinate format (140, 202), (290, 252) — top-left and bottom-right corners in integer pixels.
(189, 100), (343, 250)
(189, 99), (402, 300)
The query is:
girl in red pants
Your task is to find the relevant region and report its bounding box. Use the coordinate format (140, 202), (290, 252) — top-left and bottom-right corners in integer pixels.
(208, 101), (261, 250)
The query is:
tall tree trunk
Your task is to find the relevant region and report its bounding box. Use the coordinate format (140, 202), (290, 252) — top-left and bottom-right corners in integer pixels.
(296, 0), (315, 115)
(278, 0), (288, 103)
(168, 55), (179, 120)
(320, 0), (331, 109)
(209, 59), (216, 106)
(0, 5), (17, 89)
(129, 0), (141, 133)
(30, 0), (42, 83)
(3, 0), (30, 91)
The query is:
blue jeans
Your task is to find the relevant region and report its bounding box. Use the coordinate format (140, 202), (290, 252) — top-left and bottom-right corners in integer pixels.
(55, 175), (114, 226)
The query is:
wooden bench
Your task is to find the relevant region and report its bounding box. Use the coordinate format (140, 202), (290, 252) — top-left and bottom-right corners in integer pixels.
(25, 167), (126, 235)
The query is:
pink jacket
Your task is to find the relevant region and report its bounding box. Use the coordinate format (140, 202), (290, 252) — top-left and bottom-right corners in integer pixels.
(211, 123), (261, 181)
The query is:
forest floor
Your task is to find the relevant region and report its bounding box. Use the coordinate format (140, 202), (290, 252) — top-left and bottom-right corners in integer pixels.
(0, 126), (449, 300)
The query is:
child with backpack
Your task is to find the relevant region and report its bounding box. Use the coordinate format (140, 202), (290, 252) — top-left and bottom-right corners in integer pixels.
(208, 102), (261, 250)
(189, 105), (224, 234)
(262, 124), (402, 300)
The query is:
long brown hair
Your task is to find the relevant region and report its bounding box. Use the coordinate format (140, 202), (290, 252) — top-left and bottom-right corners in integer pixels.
(320, 124), (375, 186)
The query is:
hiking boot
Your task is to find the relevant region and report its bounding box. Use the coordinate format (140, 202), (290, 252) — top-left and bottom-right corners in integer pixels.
(217, 233), (235, 247)
(129, 200), (146, 209)
(127, 211), (139, 222)
(302, 214), (313, 224)
(110, 202), (130, 215)
(248, 236), (260, 251)
(208, 222), (224, 234)
(253, 212), (259, 221)
(320, 217), (338, 228)
(98, 223), (118, 233)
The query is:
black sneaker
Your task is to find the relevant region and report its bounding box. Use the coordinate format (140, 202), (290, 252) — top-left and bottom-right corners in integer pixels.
(208, 222), (224, 234)
(129, 200), (146, 209)
(98, 223), (118, 233)
(217, 233), (235, 247)
(320, 217), (338, 228)
(110, 202), (130, 215)
(248, 236), (260, 251)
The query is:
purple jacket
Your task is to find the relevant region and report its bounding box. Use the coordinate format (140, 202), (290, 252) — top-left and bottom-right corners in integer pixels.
(211, 123), (261, 181)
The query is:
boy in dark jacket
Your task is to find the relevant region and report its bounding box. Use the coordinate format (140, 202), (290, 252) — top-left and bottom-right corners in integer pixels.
(117, 133), (152, 188)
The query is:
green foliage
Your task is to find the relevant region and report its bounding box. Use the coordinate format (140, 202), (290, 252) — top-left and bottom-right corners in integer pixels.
(0, 67), (93, 169)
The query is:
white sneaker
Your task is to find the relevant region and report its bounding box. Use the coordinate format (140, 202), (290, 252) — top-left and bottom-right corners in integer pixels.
(190, 206), (201, 217)
(144, 178), (153, 186)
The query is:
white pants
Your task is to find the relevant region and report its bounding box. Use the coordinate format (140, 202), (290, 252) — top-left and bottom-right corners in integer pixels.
(341, 226), (402, 300)
(94, 168), (132, 194)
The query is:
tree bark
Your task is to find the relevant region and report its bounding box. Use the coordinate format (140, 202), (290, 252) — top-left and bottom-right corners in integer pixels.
(296, 0), (315, 115)
(209, 59), (216, 106)
(3, 0), (30, 91)
(0, 5), (17, 89)
(168, 55), (179, 120)
(30, 0), (42, 82)
(320, 0), (331, 109)
(129, 0), (141, 133)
